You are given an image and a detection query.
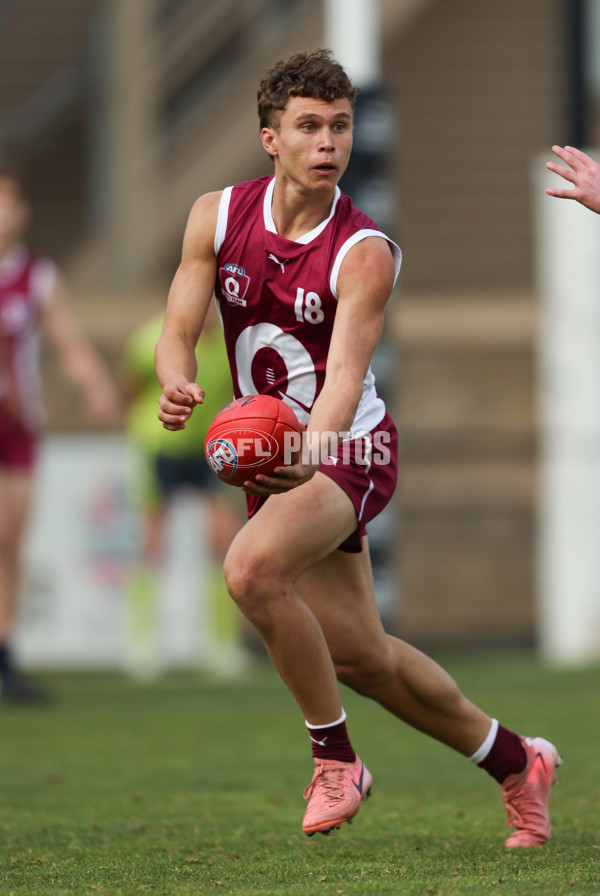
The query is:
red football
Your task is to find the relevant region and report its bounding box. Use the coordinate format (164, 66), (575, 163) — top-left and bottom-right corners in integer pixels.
(204, 395), (303, 487)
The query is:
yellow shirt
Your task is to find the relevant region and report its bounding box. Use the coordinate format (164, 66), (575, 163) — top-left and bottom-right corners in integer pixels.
(123, 312), (232, 457)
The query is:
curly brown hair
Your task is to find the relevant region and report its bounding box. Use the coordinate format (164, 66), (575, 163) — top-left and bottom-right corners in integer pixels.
(257, 49), (358, 129)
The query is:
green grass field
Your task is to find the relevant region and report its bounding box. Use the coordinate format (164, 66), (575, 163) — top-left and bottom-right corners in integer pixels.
(1, 652), (599, 896)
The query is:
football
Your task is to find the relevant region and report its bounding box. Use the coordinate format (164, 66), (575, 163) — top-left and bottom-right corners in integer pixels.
(204, 394), (303, 487)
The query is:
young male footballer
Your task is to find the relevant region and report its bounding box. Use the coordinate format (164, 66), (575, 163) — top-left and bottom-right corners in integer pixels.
(156, 49), (561, 845)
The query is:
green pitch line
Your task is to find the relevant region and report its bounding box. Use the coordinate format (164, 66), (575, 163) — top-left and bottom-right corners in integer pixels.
(0, 653), (598, 896)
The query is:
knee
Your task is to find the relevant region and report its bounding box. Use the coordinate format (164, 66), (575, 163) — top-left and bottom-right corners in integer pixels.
(223, 548), (283, 628)
(333, 648), (392, 696)
(334, 644), (465, 714)
(223, 551), (255, 611)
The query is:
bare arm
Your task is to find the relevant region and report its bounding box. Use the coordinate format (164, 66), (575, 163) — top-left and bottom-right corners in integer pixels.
(546, 145), (600, 214)
(155, 191), (221, 430)
(40, 273), (119, 424)
(307, 236), (395, 447)
(246, 236), (396, 495)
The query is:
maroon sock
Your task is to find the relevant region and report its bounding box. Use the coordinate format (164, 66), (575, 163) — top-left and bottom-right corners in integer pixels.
(478, 724), (527, 784)
(306, 718), (356, 763)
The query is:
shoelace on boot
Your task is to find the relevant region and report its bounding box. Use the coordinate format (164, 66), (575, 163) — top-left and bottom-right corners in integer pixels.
(303, 764), (347, 804)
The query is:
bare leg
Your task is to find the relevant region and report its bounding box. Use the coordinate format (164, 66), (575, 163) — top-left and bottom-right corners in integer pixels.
(0, 468), (33, 643)
(224, 473), (359, 725)
(297, 542), (491, 756)
(224, 472), (490, 753)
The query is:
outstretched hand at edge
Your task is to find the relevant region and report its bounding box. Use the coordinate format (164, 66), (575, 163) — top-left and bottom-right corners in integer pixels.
(546, 145), (600, 214)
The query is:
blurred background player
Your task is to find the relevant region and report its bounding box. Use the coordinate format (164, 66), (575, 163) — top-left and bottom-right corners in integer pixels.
(546, 145), (600, 213)
(122, 300), (246, 677)
(0, 163), (119, 704)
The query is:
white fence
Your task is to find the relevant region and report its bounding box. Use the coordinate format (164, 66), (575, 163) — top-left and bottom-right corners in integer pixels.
(16, 434), (212, 672)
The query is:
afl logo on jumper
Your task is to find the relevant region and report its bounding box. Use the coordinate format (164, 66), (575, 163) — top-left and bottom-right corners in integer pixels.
(206, 437), (238, 479)
(220, 262), (250, 307)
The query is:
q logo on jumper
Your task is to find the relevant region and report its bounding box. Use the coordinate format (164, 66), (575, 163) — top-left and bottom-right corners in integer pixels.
(219, 262), (250, 307)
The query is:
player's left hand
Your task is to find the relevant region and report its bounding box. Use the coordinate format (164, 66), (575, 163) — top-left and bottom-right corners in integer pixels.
(242, 461), (319, 496)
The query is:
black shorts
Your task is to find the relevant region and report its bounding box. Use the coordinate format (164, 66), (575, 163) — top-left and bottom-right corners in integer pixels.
(155, 453), (217, 498)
